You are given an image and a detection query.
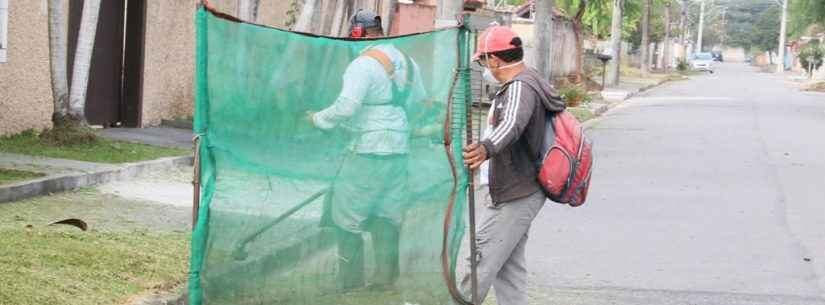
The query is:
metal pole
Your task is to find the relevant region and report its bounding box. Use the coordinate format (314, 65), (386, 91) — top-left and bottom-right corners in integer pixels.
(192, 136), (201, 229)
(602, 61), (608, 90)
(777, 0), (788, 73)
(697, 0), (705, 53)
(462, 29), (480, 305)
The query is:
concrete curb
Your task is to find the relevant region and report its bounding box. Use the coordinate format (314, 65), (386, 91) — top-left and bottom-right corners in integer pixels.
(583, 78), (668, 130)
(0, 155), (193, 204)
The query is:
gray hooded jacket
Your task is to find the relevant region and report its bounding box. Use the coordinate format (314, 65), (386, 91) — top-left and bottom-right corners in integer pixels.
(481, 67), (565, 204)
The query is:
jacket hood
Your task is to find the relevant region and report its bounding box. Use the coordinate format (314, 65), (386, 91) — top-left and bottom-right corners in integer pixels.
(509, 67), (566, 112)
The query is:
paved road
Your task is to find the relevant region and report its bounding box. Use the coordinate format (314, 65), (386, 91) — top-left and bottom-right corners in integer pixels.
(527, 63), (825, 305)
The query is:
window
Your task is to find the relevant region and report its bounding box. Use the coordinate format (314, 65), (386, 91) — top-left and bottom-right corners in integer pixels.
(0, 0), (7, 63)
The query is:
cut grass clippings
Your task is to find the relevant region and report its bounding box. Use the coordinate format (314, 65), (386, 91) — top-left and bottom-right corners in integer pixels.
(0, 168), (45, 185)
(0, 227), (188, 305)
(0, 130), (188, 164)
(0, 190), (190, 305)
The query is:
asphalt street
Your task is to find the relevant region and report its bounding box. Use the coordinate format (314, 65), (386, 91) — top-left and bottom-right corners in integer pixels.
(527, 63), (825, 305)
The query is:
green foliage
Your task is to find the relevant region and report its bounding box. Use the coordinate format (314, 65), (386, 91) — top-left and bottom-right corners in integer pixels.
(724, 0), (780, 51)
(676, 58), (689, 72)
(559, 84), (592, 107)
(799, 42), (824, 73)
(628, 0), (671, 52)
(556, 0), (642, 39)
(506, 0), (529, 5)
(789, 0), (825, 38)
(567, 107), (595, 122)
(753, 5), (781, 52)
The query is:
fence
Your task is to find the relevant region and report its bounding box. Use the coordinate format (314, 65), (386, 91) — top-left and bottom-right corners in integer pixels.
(512, 17), (578, 79)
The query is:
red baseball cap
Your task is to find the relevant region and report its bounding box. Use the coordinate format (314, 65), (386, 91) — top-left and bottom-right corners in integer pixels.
(473, 26), (521, 61)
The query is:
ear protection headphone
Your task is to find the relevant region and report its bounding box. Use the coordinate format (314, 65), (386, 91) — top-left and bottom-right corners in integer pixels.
(349, 9), (381, 38)
(349, 10), (364, 38)
(351, 24), (365, 38)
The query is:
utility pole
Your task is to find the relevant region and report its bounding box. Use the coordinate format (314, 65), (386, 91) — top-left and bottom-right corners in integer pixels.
(697, 0), (705, 53)
(679, 0), (687, 60)
(777, 0), (788, 73)
(640, 0), (651, 77)
(535, 0), (556, 81)
(720, 7), (727, 47)
(663, 2), (672, 72)
(605, 0), (624, 86)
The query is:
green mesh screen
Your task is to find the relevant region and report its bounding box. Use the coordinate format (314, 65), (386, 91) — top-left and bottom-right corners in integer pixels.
(190, 7), (473, 305)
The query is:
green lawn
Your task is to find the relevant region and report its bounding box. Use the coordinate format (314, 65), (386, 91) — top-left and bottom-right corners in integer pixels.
(0, 168), (45, 185)
(0, 190), (189, 305)
(0, 130), (188, 164)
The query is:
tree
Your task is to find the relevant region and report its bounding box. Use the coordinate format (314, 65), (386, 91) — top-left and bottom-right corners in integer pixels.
(535, 0), (556, 81)
(776, 0), (788, 73)
(294, 0), (320, 32)
(662, 1), (672, 71)
(798, 41), (823, 79)
(44, 0), (101, 144)
(724, 0), (781, 55)
(47, 0), (68, 123)
(573, 0), (641, 39)
(569, 0), (588, 83)
(754, 5), (780, 54)
(385, 0), (399, 35)
(640, 0), (651, 77)
(605, 0), (624, 86)
(789, 0), (825, 39)
(67, 0), (101, 125)
(237, 0), (260, 22)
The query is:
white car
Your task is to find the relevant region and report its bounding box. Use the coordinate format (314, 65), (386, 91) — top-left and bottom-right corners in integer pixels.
(690, 52), (715, 73)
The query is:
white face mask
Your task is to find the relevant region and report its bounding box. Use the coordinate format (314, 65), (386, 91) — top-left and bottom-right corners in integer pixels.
(482, 59), (523, 84)
(483, 68), (500, 84)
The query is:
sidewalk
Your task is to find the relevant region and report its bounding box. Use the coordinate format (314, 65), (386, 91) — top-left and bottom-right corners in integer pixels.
(600, 76), (667, 102)
(100, 127), (194, 149)
(0, 127), (195, 204)
(580, 75), (670, 121)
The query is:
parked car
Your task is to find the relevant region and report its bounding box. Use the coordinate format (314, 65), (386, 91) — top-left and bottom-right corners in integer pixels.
(690, 52), (715, 73)
(711, 51), (724, 62)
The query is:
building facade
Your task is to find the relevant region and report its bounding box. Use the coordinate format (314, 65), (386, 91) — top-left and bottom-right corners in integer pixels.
(0, 0), (293, 136)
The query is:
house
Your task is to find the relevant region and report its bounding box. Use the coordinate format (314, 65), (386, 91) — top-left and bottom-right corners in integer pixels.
(509, 0), (578, 79)
(0, 1), (283, 136)
(0, 0), (498, 137)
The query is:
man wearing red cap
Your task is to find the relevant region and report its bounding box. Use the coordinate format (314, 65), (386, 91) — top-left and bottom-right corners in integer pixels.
(462, 26), (565, 305)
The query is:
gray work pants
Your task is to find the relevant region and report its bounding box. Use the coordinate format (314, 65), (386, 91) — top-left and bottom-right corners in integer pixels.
(460, 190), (545, 305)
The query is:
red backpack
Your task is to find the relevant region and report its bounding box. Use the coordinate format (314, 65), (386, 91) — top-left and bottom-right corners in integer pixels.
(537, 110), (593, 206)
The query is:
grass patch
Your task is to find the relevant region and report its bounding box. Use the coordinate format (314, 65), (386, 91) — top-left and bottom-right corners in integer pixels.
(568, 107), (594, 122)
(0, 190), (190, 305)
(0, 168), (45, 185)
(0, 130), (188, 164)
(620, 65), (643, 78)
(0, 227), (188, 305)
(666, 73), (690, 81)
